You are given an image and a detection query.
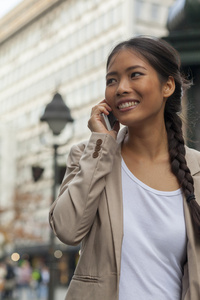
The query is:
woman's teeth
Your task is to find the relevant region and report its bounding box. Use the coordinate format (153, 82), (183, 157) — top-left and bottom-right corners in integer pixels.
(118, 101), (138, 109)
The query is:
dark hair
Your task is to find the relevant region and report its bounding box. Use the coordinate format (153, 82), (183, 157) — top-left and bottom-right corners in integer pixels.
(107, 36), (200, 234)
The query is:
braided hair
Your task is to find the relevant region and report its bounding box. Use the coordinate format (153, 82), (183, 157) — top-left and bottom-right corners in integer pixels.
(107, 36), (200, 234)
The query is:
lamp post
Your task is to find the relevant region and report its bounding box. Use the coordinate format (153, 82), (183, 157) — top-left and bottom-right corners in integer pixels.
(40, 92), (74, 300)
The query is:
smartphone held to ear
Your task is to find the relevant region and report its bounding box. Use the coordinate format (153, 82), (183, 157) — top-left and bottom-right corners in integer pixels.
(101, 112), (117, 131)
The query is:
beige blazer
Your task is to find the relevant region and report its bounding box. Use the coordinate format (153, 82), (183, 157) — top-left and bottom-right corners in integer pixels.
(49, 127), (200, 300)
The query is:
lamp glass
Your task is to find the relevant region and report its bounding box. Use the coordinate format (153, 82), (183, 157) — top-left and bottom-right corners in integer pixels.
(47, 119), (67, 135)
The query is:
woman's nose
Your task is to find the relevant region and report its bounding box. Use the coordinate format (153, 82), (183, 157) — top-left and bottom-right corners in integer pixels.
(116, 79), (131, 96)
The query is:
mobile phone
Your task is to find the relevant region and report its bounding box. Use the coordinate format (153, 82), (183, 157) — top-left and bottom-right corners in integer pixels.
(101, 112), (117, 131)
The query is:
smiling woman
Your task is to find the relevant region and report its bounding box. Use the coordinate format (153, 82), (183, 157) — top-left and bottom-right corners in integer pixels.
(49, 36), (200, 300)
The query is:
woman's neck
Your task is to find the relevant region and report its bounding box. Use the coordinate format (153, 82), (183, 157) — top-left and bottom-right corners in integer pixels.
(123, 123), (168, 161)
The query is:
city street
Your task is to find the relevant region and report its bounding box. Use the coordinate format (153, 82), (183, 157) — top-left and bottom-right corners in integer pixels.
(9, 286), (67, 300)
(55, 287), (67, 300)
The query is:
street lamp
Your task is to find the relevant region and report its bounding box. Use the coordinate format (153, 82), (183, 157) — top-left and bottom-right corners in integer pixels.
(40, 92), (74, 300)
(41, 92), (74, 135)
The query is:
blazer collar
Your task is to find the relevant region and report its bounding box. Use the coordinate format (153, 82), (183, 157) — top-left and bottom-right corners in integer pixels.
(185, 147), (200, 176)
(116, 127), (127, 146)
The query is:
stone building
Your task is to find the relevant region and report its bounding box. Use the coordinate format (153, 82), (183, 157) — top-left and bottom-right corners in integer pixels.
(0, 0), (175, 285)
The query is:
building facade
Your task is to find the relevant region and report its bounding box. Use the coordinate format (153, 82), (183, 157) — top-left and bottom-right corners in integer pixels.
(0, 0), (175, 283)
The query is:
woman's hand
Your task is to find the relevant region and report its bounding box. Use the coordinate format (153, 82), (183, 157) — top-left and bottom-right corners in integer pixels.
(88, 100), (120, 139)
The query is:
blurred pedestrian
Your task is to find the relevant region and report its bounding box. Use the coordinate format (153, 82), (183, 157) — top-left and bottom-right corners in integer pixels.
(30, 266), (41, 298)
(2, 259), (16, 300)
(0, 262), (6, 299)
(38, 265), (49, 299)
(15, 260), (32, 299)
(50, 36), (200, 300)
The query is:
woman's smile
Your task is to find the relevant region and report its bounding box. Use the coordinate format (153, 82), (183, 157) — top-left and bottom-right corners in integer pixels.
(117, 99), (140, 111)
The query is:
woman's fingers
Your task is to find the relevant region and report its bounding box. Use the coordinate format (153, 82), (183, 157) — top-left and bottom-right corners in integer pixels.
(88, 101), (112, 134)
(88, 101), (119, 140)
(90, 101), (111, 117)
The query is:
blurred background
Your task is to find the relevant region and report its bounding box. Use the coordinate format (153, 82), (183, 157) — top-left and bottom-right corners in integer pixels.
(0, 0), (200, 299)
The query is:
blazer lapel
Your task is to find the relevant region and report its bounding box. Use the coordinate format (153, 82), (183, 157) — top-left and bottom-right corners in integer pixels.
(184, 147), (200, 299)
(105, 128), (127, 276)
(185, 147), (200, 177)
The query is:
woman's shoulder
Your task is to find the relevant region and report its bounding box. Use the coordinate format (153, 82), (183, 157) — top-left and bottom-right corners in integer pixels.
(185, 146), (200, 173)
(186, 146), (200, 159)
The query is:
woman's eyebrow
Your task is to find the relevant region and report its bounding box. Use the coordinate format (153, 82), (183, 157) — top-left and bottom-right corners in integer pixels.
(106, 71), (117, 78)
(106, 65), (147, 78)
(126, 65), (147, 72)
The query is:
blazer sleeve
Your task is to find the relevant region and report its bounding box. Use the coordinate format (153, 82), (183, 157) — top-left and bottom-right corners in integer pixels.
(49, 132), (118, 246)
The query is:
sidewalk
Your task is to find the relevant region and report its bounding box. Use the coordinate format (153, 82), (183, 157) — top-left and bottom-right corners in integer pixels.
(11, 286), (67, 300)
(55, 286), (67, 299)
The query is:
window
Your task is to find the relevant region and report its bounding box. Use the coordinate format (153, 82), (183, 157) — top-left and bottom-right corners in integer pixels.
(135, 0), (144, 19)
(113, 4), (122, 25)
(151, 3), (159, 21)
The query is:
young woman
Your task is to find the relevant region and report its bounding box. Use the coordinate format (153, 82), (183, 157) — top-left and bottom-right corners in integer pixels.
(49, 36), (200, 300)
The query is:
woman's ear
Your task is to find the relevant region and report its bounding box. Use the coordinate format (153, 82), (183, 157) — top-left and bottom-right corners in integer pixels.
(163, 76), (175, 98)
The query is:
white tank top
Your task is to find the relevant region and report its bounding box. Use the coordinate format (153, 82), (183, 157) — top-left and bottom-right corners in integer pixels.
(119, 159), (187, 300)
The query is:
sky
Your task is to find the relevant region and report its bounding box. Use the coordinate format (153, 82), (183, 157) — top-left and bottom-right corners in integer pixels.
(0, 0), (23, 19)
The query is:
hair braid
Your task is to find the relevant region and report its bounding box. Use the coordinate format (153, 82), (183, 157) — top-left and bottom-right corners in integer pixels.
(165, 112), (194, 196)
(165, 112), (200, 234)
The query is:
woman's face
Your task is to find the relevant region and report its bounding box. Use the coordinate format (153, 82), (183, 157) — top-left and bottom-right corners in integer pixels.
(105, 49), (172, 129)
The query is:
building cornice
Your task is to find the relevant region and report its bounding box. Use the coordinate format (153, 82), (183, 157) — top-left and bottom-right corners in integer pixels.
(0, 0), (64, 45)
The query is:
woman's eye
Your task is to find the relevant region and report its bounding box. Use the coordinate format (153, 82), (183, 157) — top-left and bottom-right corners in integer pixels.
(106, 78), (116, 85)
(131, 72), (141, 78)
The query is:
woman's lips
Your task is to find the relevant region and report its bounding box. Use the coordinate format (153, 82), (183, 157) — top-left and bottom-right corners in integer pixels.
(117, 101), (139, 110)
